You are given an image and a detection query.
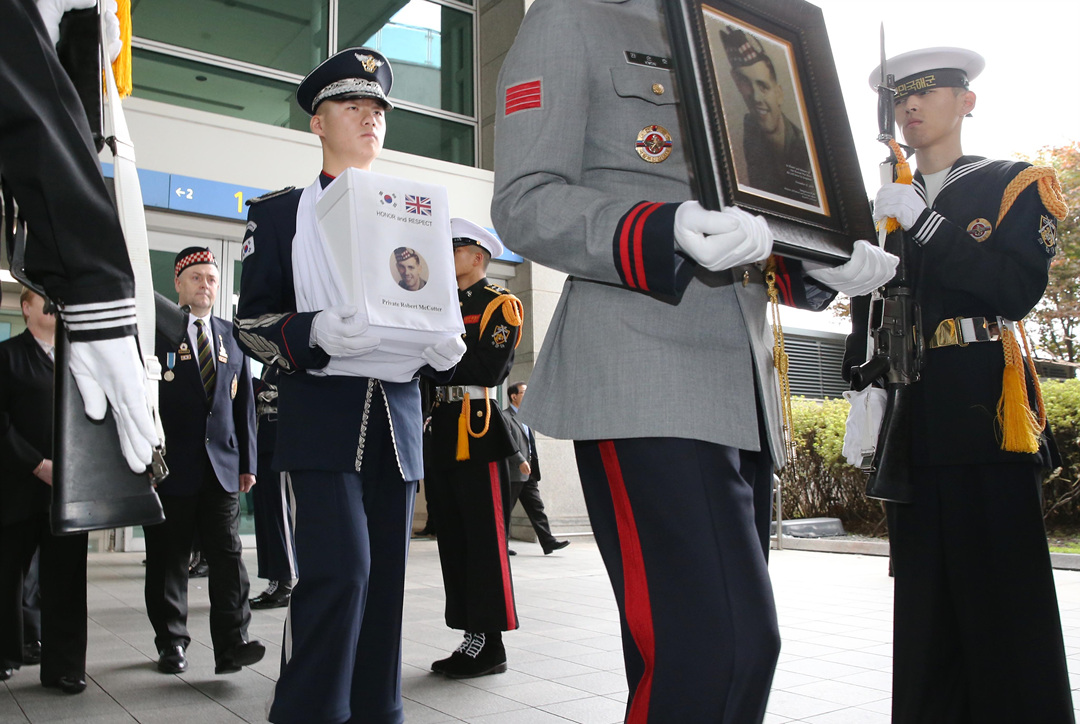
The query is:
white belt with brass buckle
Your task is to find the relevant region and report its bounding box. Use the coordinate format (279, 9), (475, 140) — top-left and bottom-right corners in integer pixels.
(929, 315), (1017, 349)
(437, 385), (490, 402)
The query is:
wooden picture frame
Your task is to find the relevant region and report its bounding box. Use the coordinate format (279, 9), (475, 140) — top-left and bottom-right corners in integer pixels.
(664, 0), (875, 262)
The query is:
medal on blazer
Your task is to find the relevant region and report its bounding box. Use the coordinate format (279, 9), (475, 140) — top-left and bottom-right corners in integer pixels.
(179, 341), (192, 362)
(218, 335), (229, 364)
(636, 124), (672, 163)
(230, 374), (238, 400)
(164, 353), (176, 382)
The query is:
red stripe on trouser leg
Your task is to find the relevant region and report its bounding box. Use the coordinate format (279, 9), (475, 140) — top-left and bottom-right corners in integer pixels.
(489, 461), (517, 630)
(598, 441), (654, 723)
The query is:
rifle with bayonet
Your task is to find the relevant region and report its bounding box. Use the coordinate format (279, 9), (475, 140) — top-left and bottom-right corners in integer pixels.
(849, 26), (923, 504)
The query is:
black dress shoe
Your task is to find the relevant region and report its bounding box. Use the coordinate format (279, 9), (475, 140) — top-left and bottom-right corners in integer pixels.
(188, 556), (209, 578)
(543, 540), (570, 555)
(507, 548), (517, 556)
(42, 675), (86, 694)
(250, 581), (292, 610)
(0, 667), (12, 681)
(157, 645), (187, 674)
(22, 640), (41, 665)
(215, 640), (265, 674)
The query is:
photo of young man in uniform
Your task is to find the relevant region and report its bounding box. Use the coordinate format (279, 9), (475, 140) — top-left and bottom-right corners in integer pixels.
(392, 246), (427, 291)
(709, 19), (821, 210)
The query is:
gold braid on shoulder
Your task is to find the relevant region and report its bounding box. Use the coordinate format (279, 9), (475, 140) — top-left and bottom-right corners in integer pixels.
(455, 293), (526, 461)
(994, 165), (1065, 453)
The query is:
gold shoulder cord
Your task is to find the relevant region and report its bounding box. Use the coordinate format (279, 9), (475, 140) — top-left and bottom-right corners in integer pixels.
(456, 293), (526, 461)
(764, 257), (797, 464)
(993, 166), (1068, 453)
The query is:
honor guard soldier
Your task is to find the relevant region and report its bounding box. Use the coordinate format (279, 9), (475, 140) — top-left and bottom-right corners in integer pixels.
(428, 218), (523, 679)
(845, 47), (1074, 722)
(0, 0), (157, 474)
(233, 47), (464, 724)
(248, 365), (297, 610)
(145, 247), (262, 677)
(492, 1), (896, 721)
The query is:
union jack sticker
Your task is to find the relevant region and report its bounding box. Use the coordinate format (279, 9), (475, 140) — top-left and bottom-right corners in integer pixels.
(405, 195), (432, 216)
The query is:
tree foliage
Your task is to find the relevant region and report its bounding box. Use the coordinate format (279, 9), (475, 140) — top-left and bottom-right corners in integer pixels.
(1025, 142), (1080, 361)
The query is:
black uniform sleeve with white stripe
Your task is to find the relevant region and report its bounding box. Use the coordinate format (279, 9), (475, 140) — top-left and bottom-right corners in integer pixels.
(0, 0), (136, 339)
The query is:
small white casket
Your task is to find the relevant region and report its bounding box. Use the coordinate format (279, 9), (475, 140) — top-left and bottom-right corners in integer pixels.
(316, 168), (464, 357)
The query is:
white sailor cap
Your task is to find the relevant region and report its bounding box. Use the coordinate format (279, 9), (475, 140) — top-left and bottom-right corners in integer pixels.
(868, 46), (984, 99)
(451, 218), (504, 260)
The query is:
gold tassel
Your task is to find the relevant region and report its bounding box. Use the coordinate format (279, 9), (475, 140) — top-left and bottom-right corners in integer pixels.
(112, 0), (133, 98)
(997, 327), (1040, 453)
(456, 392), (471, 461)
(876, 139), (915, 235)
(764, 257), (796, 465)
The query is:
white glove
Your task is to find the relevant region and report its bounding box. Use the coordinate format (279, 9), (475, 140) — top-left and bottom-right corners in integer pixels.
(34, 0), (96, 46)
(312, 305), (380, 357)
(841, 387), (887, 468)
(804, 240), (898, 297)
(421, 335), (467, 371)
(68, 336), (157, 474)
(104, 0), (122, 63)
(674, 202), (773, 272)
(873, 183), (926, 230)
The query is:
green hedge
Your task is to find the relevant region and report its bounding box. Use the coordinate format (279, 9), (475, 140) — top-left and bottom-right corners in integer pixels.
(778, 378), (1080, 534)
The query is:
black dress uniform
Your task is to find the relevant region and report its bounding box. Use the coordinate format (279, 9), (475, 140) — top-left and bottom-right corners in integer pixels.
(0, 330), (88, 689)
(845, 156), (1074, 722)
(428, 275), (521, 672)
(249, 366), (297, 608)
(0, 0), (136, 335)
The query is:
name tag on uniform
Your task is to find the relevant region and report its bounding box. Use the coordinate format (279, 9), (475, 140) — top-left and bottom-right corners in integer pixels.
(625, 51), (672, 70)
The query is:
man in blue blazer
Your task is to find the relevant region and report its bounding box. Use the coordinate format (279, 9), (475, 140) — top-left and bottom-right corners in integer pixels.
(144, 247), (262, 676)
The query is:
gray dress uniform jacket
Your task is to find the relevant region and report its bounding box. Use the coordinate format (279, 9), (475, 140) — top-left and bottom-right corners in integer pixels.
(491, 0), (833, 465)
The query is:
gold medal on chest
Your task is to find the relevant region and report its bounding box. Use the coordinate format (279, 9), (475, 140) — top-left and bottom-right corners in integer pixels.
(636, 124), (673, 163)
(230, 374), (238, 400)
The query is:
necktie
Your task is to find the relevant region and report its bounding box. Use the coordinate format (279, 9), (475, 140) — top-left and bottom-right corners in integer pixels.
(195, 319), (215, 398)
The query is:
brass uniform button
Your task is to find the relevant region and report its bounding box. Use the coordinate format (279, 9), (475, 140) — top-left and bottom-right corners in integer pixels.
(652, 83), (664, 95)
(742, 270), (750, 287)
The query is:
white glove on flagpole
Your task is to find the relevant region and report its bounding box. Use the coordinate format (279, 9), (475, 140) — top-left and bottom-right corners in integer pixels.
(674, 202), (773, 272)
(422, 336), (467, 371)
(804, 240), (899, 297)
(312, 305), (381, 357)
(68, 336), (157, 473)
(34, 0), (96, 45)
(873, 183), (926, 231)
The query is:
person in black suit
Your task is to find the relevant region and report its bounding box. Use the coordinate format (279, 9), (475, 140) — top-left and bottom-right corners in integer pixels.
(143, 247), (262, 676)
(504, 382), (568, 556)
(0, 288), (88, 693)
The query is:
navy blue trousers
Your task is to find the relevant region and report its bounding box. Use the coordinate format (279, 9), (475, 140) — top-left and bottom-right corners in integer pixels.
(888, 463), (1074, 723)
(574, 437), (779, 724)
(268, 459), (415, 723)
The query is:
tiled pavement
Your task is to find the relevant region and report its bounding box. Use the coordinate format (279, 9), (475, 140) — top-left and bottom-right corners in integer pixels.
(2, 539), (1079, 723)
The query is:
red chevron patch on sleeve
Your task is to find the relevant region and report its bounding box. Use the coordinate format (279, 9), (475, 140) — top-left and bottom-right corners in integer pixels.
(505, 79), (542, 115)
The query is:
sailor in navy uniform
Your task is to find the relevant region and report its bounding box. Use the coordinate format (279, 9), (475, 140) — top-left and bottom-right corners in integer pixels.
(844, 47), (1074, 722)
(427, 218), (522, 679)
(233, 47), (463, 724)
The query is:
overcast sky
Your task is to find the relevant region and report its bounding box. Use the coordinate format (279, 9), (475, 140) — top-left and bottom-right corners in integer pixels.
(813, 0), (1080, 190)
(782, 0), (1079, 332)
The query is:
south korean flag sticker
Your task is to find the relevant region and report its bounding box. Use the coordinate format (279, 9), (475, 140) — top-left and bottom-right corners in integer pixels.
(636, 125), (673, 163)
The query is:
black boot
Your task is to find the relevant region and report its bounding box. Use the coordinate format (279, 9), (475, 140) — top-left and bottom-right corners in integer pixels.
(431, 632), (472, 674)
(440, 632), (507, 679)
